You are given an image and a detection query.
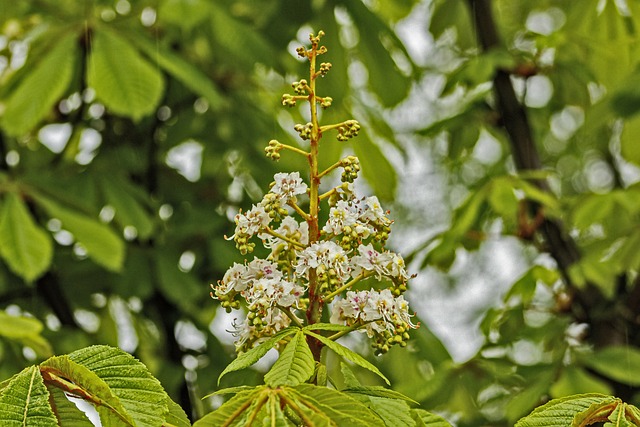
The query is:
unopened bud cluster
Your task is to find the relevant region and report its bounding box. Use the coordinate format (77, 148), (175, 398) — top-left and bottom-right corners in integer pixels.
(213, 31), (417, 356)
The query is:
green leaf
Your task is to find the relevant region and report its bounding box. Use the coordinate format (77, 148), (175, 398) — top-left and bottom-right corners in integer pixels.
(515, 393), (615, 427)
(0, 192), (53, 282)
(218, 328), (298, 385)
(353, 134), (397, 201)
(343, 1), (412, 106)
(0, 365), (58, 426)
(40, 354), (136, 426)
(292, 384), (386, 427)
(193, 388), (259, 427)
(621, 114), (640, 165)
(264, 331), (314, 387)
(368, 397), (415, 427)
(209, 3), (277, 67)
(343, 387), (419, 405)
(99, 176), (154, 239)
(0, 311), (52, 357)
(128, 32), (224, 110)
(157, 0), (210, 30)
(47, 385), (95, 427)
(302, 323), (352, 332)
(582, 346), (640, 386)
(30, 191), (125, 271)
(202, 386), (256, 399)
(164, 397), (192, 427)
(550, 367), (613, 398)
(0, 310), (43, 339)
(87, 28), (164, 120)
(411, 409), (454, 427)
(304, 331), (390, 385)
(67, 345), (170, 427)
(2, 32), (77, 136)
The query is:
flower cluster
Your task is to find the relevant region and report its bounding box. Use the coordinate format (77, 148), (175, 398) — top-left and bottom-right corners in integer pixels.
(213, 30), (417, 356)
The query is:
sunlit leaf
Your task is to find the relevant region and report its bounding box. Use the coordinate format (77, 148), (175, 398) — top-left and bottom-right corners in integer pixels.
(264, 331), (314, 387)
(88, 28), (164, 120)
(304, 331), (390, 385)
(0, 192), (53, 282)
(2, 32), (77, 136)
(515, 393), (616, 427)
(218, 328), (297, 384)
(31, 191), (125, 272)
(0, 366), (57, 426)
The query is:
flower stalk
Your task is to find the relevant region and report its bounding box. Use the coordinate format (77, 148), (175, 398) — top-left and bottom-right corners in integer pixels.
(212, 31), (418, 365)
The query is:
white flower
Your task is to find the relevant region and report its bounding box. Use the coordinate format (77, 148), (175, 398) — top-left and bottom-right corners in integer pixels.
(218, 263), (249, 294)
(234, 205), (271, 237)
(263, 216), (309, 250)
(350, 244), (388, 278)
(330, 289), (417, 337)
(323, 200), (358, 235)
(359, 196), (390, 224)
(271, 172), (308, 201)
(295, 241), (351, 280)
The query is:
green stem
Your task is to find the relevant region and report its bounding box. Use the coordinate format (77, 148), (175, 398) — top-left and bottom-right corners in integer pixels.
(318, 159), (344, 180)
(324, 272), (370, 301)
(263, 227), (306, 249)
(276, 304), (304, 328)
(279, 143), (310, 158)
(287, 200), (311, 221)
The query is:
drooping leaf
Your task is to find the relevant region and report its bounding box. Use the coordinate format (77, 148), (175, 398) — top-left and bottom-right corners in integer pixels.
(87, 28), (164, 120)
(343, 1), (412, 106)
(0, 366), (58, 426)
(264, 331), (314, 387)
(515, 393), (616, 427)
(0, 192), (53, 282)
(218, 328), (298, 384)
(292, 384), (386, 427)
(2, 32), (77, 136)
(411, 409), (454, 427)
(582, 346), (640, 386)
(128, 31), (225, 110)
(304, 331), (390, 385)
(0, 311), (52, 357)
(67, 345), (170, 427)
(353, 134), (397, 201)
(30, 191), (125, 271)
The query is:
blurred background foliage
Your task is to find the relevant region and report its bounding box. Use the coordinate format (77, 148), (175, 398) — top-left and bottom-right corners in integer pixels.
(1, 0), (640, 426)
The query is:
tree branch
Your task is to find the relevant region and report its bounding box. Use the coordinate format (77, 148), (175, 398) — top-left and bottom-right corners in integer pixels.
(466, 0), (597, 312)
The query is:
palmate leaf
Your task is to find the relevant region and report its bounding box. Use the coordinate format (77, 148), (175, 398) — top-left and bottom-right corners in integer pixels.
(192, 389), (259, 427)
(304, 331), (390, 385)
(411, 409), (454, 427)
(291, 384), (385, 427)
(2, 31), (77, 136)
(515, 393), (616, 427)
(67, 345), (170, 427)
(264, 331), (315, 387)
(40, 354), (137, 426)
(87, 27), (164, 121)
(0, 192), (53, 282)
(30, 190), (125, 272)
(218, 327), (297, 384)
(0, 366), (58, 426)
(164, 397), (192, 427)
